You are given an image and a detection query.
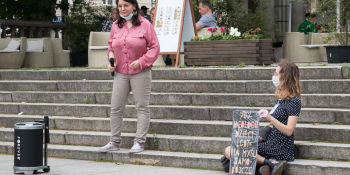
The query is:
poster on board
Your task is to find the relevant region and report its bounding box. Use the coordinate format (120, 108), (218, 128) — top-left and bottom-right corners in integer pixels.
(230, 110), (259, 175)
(154, 0), (196, 61)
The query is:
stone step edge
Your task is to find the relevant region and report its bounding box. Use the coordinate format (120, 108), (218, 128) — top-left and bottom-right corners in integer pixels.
(2, 114), (350, 129)
(2, 114), (350, 130)
(3, 91), (350, 96)
(0, 127), (230, 142)
(0, 66), (344, 71)
(1, 79), (349, 83)
(2, 127), (350, 148)
(1, 102), (350, 112)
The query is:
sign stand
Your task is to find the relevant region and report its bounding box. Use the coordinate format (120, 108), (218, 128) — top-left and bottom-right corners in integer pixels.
(230, 110), (259, 175)
(154, 0), (196, 67)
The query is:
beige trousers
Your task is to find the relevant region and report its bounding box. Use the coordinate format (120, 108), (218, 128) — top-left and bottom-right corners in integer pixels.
(110, 68), (151, 145)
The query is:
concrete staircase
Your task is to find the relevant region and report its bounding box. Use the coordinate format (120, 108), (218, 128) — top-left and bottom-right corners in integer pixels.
(0, 66), (350, 175)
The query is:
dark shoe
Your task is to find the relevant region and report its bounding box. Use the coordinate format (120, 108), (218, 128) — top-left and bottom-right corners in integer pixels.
(220, 156), (230, 173)
(258, 165), (271, 175)
(271, 160), (286, 175)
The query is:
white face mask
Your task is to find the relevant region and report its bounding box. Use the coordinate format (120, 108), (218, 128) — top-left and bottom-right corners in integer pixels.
(120, 12), (134, 20)
(272, 75), (280, 87)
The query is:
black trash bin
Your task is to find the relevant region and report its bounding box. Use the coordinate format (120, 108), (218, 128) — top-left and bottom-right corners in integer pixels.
(13, 116), (50, 175)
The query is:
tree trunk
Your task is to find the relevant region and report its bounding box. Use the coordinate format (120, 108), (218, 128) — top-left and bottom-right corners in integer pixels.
(345, 18), (348, 45)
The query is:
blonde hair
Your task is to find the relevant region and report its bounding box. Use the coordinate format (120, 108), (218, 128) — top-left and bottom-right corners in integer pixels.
(275, 59), (301, 100)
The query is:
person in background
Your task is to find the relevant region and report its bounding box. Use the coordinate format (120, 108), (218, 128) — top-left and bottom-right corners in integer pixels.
(99, 0), (160, 153)
(140, 5), (152, 22)
(298, 13), (317, 34)
(150, 7), (155, 24)
(222, 59), (302, 175)
(102, 8), (118, 32)
(195, 0), (217, 31)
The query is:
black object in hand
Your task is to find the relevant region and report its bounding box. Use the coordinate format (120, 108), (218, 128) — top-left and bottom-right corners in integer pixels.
(109, 58), (115, 76)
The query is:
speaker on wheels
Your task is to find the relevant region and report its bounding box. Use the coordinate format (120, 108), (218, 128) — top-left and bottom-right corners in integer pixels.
(13, 116), (50, 175)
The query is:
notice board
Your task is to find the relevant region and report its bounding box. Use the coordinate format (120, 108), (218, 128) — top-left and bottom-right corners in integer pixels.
(230, 110), (259, 175)
(154, 0), (196, 66)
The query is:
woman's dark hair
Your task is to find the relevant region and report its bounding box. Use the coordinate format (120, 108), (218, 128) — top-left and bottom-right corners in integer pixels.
(116, 0), (141, 28)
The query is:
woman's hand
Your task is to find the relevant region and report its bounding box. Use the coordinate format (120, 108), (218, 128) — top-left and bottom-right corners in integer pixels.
(129, 60), (140, 69)
(108, 65), (115, 72)
(258, 109), (269, 118)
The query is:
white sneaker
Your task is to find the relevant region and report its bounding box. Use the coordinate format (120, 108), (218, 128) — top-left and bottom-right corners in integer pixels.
(99, 142), (120, 152)
(129, 142), (144, 153)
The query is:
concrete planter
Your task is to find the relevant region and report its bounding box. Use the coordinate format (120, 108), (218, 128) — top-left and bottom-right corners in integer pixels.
(184, 39), (274, 66)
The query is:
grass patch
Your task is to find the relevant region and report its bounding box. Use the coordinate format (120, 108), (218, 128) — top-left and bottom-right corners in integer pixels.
(82, 97), (90, 104)
(246, 102), (257, 107)
(178, 64), (187, 68)
(152, 132), (159, 148)
(236, 62), (246, 68)
(344, 67), (350, 79)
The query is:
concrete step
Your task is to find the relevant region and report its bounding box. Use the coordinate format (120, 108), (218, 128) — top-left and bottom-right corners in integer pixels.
(0, 66), (347, 80)
(0, 141), (222, 170)
(0, 128), (229, 154)
(294, 141), (350, 161)
(285, 159), (350, 175)
(1, 114), (350, 143)
(0, 102), (349, 124)
(1, 91), (350, 108)
(0, 154), (226, 175)
(1, 141), (350, 175)
(0, 79), (349, 94)
(1, 128), (350, 161)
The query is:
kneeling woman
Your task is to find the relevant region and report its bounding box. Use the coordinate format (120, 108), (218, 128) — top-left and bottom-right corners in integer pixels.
(223, 60), (302, 175)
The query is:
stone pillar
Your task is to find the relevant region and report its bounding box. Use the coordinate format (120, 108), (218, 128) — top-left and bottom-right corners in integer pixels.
(291, 1), (305, 32)
(242, 0), (249, 14)
(264, 0), (275, 39)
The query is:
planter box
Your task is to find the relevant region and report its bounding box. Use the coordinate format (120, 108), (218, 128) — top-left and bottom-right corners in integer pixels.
(325, 46), (350, 63)
(184, 39), (274, 66)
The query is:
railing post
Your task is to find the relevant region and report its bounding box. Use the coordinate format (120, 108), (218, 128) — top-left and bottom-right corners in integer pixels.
(0, 26), (5, 38)
(54, 29), (59, 38)
(29, 27), (34, 38)
(10, 26), (15, 38)
(45, 28), (51, 37)
(37, 27), (43, 38)
(20, 27), (25, 37)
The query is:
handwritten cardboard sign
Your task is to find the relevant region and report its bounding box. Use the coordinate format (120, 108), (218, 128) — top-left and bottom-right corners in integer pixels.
(230, 110), (259, 175)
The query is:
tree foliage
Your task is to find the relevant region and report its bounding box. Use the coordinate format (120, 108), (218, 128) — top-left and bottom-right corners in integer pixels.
(65, 0), (110, 66)
(0, 0), (63, 21)
(314, 0), (350, 45)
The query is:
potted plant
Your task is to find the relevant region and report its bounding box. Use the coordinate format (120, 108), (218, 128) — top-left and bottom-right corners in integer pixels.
(316, 0), (350, 63)
(185, 27), (273, 66)
(185, 0), (272, 66)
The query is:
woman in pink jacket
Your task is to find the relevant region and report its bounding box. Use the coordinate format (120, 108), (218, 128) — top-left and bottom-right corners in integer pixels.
(100, 0), (160, 153)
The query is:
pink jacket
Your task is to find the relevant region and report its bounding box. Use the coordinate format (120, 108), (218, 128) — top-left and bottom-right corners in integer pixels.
(108, 16), (160, 74)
